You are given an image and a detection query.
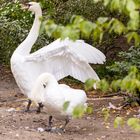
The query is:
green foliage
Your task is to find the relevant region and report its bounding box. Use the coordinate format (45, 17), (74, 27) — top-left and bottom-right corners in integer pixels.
(72, 104), (86, 118)
(108, 47), (140, 79)
(96, 79), (110, 92)
(86, 66), (140, 103)
(63, 101), (70, 111)
(63, 102), (93, 118)
(109, 18), (126, 35)
(113, 117), (140, 132)
(85, 78), (109, 92)
(84, 79), (96, 91)
(86, 106), (93, 115)
(0, 1), (52, 65)
(43, 15), (110, 43)
(42, 0), (140, 46)
(127, 118), (140, 132)
(102, 107), (110, 121)
(111, 80), (122, 92)
(114, 117), (125, 128)
(93, 0), (140, 46)
(0, 1), (31, 64)
(120, 67), (140, 94)
(43, 15), (109, 42)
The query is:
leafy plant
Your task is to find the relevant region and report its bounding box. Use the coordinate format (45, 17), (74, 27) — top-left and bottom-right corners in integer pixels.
(102, 107), (110, 121)
(72, 104), (86, 118)
(114, 117), (125, 128)
(113, 117), (140, 132)
(127, 118), (140, 132)
(0, 1), (50, 65)
(107, 47), (140, 79)
(42, 0), (140, 47)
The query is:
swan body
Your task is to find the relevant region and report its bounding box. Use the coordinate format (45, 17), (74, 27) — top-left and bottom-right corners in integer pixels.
(11, 2), (106, 99)
(29, 73), (87, 121)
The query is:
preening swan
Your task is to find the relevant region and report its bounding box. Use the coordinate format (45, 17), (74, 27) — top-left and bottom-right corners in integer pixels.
(10, 2), (105, 111)
(29, 72), (87, 132)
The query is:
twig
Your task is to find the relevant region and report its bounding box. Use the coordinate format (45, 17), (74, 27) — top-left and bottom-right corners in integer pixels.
(102, 91), (129, 98)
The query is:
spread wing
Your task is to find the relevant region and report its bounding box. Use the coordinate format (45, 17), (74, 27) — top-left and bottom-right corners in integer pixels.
(61, 38), (106, 64)
(29, 38), (106, 64)
(24, 39), (100, 82)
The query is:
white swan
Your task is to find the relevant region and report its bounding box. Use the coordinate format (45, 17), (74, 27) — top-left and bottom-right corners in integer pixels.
(10, 2), (105, 111)
(29, 72), (87, 132)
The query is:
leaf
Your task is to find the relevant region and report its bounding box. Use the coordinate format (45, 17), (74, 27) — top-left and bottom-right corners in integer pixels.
(114, 117), (125, 128)
(102, 108), (110, 122)
(73, 104), (85, 118)
(109, 19), (126, 35)
(125, 32), (140, 47)
(53, 25), (64, 38)
(71, 15), (84, 25)
(84, 79), (96, 91)
(63, 101), (70, 111)
(79, 21), (94, 38)
(104, 0), (111, 6)
(94, 0), (101, 3)
(111, 80), (122, 92)
(98, 79), (109, 92)
(60, 26), (80, 40)
(127, 11), (139, 30)
(93, 27), (104, 43)
(97, 17), (108, 24)
(126, 0), (136, 12)
(110, 0), (120, 11)
(45, 20), (57, 37)
(86, 106), (93, 114)
(127, 118), (140, 132)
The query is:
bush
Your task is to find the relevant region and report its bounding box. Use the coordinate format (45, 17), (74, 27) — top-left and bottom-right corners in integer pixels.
(0, 1), (48, 65)
(107, 46), (140, 79)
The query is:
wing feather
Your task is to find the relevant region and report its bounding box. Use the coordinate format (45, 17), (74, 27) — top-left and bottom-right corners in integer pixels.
(26, 38), (106, 64)
(24, 44), (100, 82)
(62, 39), (106, 64)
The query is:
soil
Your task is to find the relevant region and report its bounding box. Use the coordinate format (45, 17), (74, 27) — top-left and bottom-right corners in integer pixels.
(0, 65), (140, 140)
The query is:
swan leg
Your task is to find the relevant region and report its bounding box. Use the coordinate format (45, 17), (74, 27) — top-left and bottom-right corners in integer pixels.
(45, 116), (69, 133)
(45, 116), (53, 131)
(36, 102), (44, 113)
(25, 99), (32, 112)
(52, 118), (69, 133)
(50, 118), (69, 133)
(61, 117), (69, 131)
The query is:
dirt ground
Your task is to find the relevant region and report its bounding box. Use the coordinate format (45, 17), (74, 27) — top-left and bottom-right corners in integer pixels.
(0, 66), (140, 140)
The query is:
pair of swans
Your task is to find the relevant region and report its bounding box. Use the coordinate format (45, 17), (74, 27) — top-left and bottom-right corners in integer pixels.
(10, 2), (105, 131)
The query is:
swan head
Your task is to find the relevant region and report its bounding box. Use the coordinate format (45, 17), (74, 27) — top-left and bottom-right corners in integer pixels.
(37, 73), (58, 88)
(24, 2), (42, 14)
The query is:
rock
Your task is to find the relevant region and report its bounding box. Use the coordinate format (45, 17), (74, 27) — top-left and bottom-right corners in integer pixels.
(7, 108), (16, 112)
(37, 127), (45, 132)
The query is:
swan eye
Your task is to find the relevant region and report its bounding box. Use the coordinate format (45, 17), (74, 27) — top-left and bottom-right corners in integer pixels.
(27, 4), (31, 7)
(25, 3), (31, 8)
(43, 84), (46, 88)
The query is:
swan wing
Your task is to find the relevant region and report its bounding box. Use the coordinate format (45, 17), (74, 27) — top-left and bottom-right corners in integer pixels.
(24, 41), (100, 82)
(31, 38), (106, 64)
(64, 38), (106, 64)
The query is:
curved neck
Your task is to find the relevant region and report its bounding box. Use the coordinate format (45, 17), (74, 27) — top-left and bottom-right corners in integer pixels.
(15, 9), (42, 55)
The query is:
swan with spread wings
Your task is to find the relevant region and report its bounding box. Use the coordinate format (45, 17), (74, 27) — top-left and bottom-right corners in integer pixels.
(10, 2), (106, 111)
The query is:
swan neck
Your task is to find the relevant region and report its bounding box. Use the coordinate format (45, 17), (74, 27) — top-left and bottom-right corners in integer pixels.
(15, 10), (42, 55)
